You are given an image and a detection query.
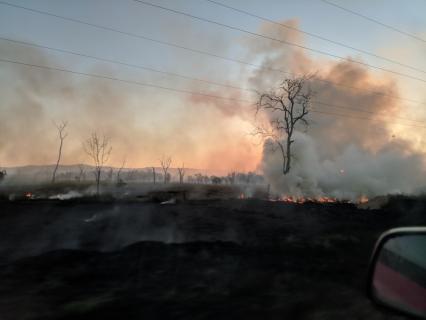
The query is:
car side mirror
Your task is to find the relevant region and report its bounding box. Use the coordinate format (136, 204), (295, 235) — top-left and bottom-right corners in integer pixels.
(367, 227), (426, 319)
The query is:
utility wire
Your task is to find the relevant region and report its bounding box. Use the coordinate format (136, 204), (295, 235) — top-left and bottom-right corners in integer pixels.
(311, 109), (414, 123)
(320, 0), (426, 44)
(205, 0), (426, 74)
(1, 57), (425, 129)
(0, 57), (245, 102)
(0, 1), (424, 106)
(1, 37), (423, 125)
(132, 0), (426, 83)
(0, 37), (253, 93)
(313, 100), (424, 124)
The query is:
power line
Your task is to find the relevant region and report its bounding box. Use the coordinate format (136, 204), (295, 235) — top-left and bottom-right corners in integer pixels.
(0, 1), (424, 107)
(320, 0), (426, 44)
(205, 0), (426, 74)
(132, 0), (426, 83)
(311, 108), (416, 124)
(1, 57), (425, 129)
(0, 57), (245, 103)
(1, 37), (423, 125)
(0, 37), (254, 93)
(312, 109), (426, 136)
(313, 100), (425, 124)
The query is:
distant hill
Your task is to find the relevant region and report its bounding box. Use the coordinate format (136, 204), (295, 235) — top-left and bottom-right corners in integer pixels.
(1, 164), (224, 182)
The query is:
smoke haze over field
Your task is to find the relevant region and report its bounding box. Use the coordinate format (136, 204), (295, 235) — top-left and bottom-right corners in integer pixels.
(1, 2), (426, 198)
(0, 43), (260, 173)
(250, 20), (426, 199)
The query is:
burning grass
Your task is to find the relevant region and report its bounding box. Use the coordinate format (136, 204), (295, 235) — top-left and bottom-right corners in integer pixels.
(270, 195), (371, 205)
(0, 181), (418, 211)
(278, 195), (340, 204)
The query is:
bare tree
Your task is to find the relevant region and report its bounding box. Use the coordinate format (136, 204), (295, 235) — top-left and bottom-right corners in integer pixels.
(255, 76), (313, 175)
(77, 164), (85, 182)
(116, 158), (126, 183)
(177, 163), (186, 184)
(151, 167), (156, 184)
(51, 121), (68, 183)
(227, 172), (236, 185)
(0, 169), (6, 183)
(194, 173), (203, 184)
(107, 167), (114, 182)
(160, 155), (172, 184)
(83, 132), (112, 195)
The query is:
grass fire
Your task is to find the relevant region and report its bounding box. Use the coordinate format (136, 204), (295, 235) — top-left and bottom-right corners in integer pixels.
(1, 1), (426, 319)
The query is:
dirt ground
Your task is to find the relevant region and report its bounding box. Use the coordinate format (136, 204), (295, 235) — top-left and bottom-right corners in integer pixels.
(0, 197), (425, 319)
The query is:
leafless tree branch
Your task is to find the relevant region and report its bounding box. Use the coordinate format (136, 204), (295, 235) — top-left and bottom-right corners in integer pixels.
(177, 163), (186, 184)
(83, 132), (112, 195)
(253, 75), (314, 174)
(51, 121), (68, 183)
(160, 155), (172, 184)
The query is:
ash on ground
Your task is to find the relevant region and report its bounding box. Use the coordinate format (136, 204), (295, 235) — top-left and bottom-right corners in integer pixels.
(0, 192), (424, 319)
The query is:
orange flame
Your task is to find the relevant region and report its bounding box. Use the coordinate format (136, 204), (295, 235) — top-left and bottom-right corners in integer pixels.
(278, 196), (338, 204)
(358, 195), (369, 204)
(25, 192), (34, 199)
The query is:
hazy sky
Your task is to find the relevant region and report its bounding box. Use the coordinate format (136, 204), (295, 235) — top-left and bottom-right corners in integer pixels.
(1, 0), (426, 172)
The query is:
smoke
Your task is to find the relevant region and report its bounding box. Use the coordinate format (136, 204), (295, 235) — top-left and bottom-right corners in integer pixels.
(262, 132), (425, 200)
(247, 19), (426, 199)
(49, 190), (83, 200)
(0, 43), (261, 172)
(1, 16), (425, 194)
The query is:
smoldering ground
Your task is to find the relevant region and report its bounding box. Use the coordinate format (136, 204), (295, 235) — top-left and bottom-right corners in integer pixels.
(1, 198), (425, 319)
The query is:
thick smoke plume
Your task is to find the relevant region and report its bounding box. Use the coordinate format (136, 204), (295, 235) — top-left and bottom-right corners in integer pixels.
(247, 19), (426, 199)
(262, 132), (425, 200)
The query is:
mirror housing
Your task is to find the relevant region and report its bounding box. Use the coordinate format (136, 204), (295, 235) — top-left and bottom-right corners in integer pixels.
(367, 227), (426, 319)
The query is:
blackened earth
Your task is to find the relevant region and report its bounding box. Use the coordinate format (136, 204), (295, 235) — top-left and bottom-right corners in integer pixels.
(0, 198), (425, 319)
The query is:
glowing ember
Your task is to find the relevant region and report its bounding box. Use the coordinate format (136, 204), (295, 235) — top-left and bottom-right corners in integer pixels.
(278, 196), (338, 204)
(316, 196), (338, 203)
(358, 195), (369, 204)
(25, 192), (34, 199)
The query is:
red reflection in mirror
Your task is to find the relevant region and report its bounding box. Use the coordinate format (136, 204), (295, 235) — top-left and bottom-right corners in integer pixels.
(373, 261), (426, 314)
(372, 234), (426, 318)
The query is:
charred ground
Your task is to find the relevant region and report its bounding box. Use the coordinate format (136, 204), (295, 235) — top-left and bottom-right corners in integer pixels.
(0, 192), (425, 319)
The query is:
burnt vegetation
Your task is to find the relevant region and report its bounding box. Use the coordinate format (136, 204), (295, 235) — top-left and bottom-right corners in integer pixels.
(0, 195), (424, 319)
